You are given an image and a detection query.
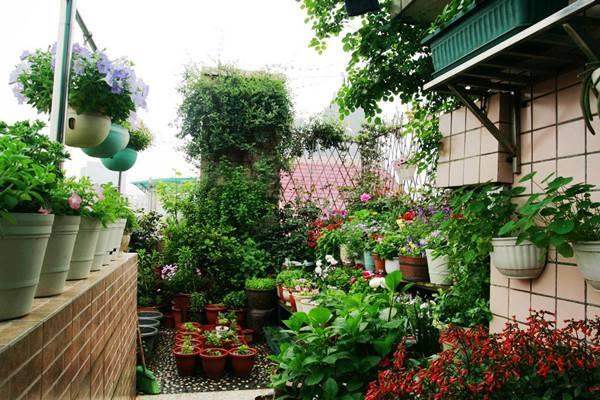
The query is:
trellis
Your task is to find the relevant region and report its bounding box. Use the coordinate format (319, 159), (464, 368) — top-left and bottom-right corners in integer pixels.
(280, 114), (433, 210)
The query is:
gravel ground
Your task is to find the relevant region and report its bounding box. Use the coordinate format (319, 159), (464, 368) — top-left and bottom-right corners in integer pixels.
(144, 328), (276, 394)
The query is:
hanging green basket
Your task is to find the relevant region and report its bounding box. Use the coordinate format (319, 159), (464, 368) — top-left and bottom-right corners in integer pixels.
(82, 124), (129, 158)
(101, 146), (138, 172)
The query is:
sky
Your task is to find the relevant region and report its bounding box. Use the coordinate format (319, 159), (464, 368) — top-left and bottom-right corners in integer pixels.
(0, 1), (397, 196)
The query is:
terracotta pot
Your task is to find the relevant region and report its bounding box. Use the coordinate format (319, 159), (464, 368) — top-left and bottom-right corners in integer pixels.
(200, 324), (217, 333)
(175, 332), (202, 342)
(242, 328), (254, 344)
(172, 306), (183, 326)
(230, 309), (246, 326)
(174, 293), (191, 321)
(229, 347), (257, 377)
(173, 346), (200, 377)
(289, 291), (298, 312)
(372, 253), (386, 273)
(177, 322), (202, 333)
(137, 306), (159, 313)
(175, 338), (202, 349)
(164, 312), (175, 329)
(204, 304), (226, 324)
(199, 348), (228, 378)
(399, 256), (429, 282)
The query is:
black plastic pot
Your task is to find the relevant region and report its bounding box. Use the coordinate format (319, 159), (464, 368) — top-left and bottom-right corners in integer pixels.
(345, 0), (379, 17)
(140, 326), (159, 359)
(138, 317), (160, 329)
(137, 311), (164, 321)
(247, 308), (276, 339)
(246, 288), (276, 310)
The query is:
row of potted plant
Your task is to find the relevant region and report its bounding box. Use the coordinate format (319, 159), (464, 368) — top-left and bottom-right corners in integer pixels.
(172, 321), (257, 378)
(0, 121), (135, 321)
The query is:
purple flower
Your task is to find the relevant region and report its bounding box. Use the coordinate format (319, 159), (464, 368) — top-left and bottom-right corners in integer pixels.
(111, 80), (123, 94)
(72, 58), (85, 76)
(19, 50), (31, 61)
(12, 83), (25, 104)
(160, 264), (178, 280)
(96, 52), (111, 75)
(431, 230), (440, 238)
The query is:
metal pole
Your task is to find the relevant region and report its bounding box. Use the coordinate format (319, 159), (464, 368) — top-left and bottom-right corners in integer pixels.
(76, 10), (97, 52)
(49, 0), (77, 144)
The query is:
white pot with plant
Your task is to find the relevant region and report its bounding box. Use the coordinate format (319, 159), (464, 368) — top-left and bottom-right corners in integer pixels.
(503, 173), (600, 289)
(10, 43), (148, 148)
(0, 122), (61, 320)
(393, 155), (416, 181)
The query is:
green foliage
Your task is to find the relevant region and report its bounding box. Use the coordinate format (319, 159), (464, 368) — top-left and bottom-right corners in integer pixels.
(271, 272), (439, 399)
(316, 228), (343, 260)
(245, 277), (276, 290)
(433, 185), (516, 327)
(167, 246), (202, 294)
(178, 66), (293, 165)
(403, 100), (443, 174)
(91, 183), (130, 226)
(276, 269), (306, 287)
(130, 210), (165, 253)
(287, 118), (349, 158)
(10, 48), (54, 113)
(155, 178), (195, 224)
(428, 0), (475, 33)
(49, 177), (95, 216)
(223, 290), (247, 310)
(190, 292), (208, 313)
(137, 249), (163, 307)
(297, 0), (449, 118)
(501, 173), (600, 257)
(126, 120), (153, 151)
(373, 233), (401, 260)
(0, 122), (61, 217)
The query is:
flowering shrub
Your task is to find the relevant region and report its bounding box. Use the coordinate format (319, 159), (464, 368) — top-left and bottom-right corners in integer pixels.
(10, 44), (148, 121)
(365, 311), (600, 400)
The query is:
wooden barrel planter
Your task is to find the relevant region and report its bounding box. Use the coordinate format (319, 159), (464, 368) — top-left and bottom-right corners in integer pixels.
(399, 256), (429, 282)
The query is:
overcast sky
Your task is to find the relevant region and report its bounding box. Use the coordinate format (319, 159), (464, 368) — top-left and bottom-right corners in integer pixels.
(0, 1), (396, 195)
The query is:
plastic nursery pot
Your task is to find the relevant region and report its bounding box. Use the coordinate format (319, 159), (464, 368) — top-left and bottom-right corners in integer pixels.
(491, 237), (547, 279)
(164, 312), (175, 329)
(399, 256), (430, 282)
(101, 146), (138, 172)
(0, 213), (54, 320)
(91, 225), (111, 272)
(67, 217), (102, 280)
(175, 332), (202, 342)
(141, 326), (159, 357)
(82, 123), (129, 158)
(35, 215), (81, 298)
(242, 329), (254, 344)
(246, 288), (276, 310)
(177, 322), (201, 333)
(199, 348), (228, 378)
(425, 250), (451, 285)
(372, 253), (386, 273)
(139, 317), (160, 330)
(228, 347), (258, 377)
(108, 218), (126, 262)
(573, 241), (600, 291)
(138, 311), (164, 322)
(204, 304), (226, 324)
(277, 284), (283, 300)
(230, 309), (246, 326)
(172, 346), (200, 377)
(65, 108), (111, 148)
(172, 306), (183, 326)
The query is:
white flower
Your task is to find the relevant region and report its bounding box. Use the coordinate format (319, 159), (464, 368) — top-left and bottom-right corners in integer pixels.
(316, 260), (322, 268)
(369, 277), (385, 289)
(420, 302), (429, 309)
(315, 266), (323, 276)
(325, 255), (338, 265)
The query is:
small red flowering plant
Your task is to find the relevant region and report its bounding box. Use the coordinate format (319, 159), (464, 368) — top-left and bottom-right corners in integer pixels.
(365, 310), (600, 400)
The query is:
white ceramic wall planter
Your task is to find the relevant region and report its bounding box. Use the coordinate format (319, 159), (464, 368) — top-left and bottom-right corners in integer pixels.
(573, 241), (600, 292)
(491, 237), (547, 279)
(425, 249), (451, 285)
(65, 108), (111, 148)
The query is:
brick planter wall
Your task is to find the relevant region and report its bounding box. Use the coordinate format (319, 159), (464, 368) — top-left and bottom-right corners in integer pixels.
(0, 253), (137, 399)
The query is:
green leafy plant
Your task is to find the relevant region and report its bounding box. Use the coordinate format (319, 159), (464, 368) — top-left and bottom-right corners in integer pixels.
(223, 290), (247, 310)
(276, 269), (306, 288)
(403, 100), (444, 175)
(287, 118), (349, 157)
(155, 178), (195, 224)
(245, 277), (276, 290)
(165, 246), (202, 294)
(189, 292), (208, 313)
(137, 249), (163, 307)
(130, 210), (165, 253)
(126, 119), (153, 151)
(176, 343), (194, 355)
(233, 344), (252, 355)
(500, 173), (600, 257)
(204, 332), (223, 347)
(428, 0), (475, 33)
(373, 233), (401, 260)
(91, 183), (130, 226)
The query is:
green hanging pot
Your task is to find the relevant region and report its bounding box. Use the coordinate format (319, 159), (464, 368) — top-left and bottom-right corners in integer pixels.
(101, 146), (138, 172)
(82, 124), (129, 158)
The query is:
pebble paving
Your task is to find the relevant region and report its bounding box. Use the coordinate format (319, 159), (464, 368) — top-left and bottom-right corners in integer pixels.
(146, 329), (276, 394)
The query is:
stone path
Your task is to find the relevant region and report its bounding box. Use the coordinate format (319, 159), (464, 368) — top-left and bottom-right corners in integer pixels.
(138, 388), (273, 399)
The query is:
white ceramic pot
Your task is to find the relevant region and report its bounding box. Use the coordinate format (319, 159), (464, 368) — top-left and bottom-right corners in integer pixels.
(282, 287), (291, 305)
(67, 217), (101, 280)
(425, 250), (451, 285)
(299, 299), (318, 314)
(340, 245), (352, 264)
(65, 108), (111, 148)
(294, 294), (314, 313)
(592, 68), (600, 93)
(573, 241), (600, 292)
(491, 237), (547, 279)
(91, 226), (111, 271)
(109, 218), (126, 261)
(384, 258), (400, 274)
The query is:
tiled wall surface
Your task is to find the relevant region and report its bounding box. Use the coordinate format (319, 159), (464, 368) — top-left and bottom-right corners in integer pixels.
(489, 69), (600, 331)
(436, 67), (600, 332)
(436, 94), (514, 187)
(0, 254), (137, 399)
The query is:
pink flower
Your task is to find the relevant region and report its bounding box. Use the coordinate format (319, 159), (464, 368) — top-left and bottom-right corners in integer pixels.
(360, 193), (371, 202)
(37, 207), (50, 215)
(68, 193), (81, 210)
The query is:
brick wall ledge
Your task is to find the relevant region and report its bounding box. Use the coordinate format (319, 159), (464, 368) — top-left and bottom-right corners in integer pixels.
(0, 252), (138, 399)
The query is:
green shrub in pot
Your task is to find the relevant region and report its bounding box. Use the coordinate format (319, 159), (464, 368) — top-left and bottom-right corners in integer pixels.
(223, 290), (247, 310)
(0, 122), (61, 320)
(245, 277), (276, 310)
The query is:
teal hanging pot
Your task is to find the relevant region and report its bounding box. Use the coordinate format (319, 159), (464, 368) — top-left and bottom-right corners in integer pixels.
(101, 146), (138, 171)
(82, 124), (129, 158)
